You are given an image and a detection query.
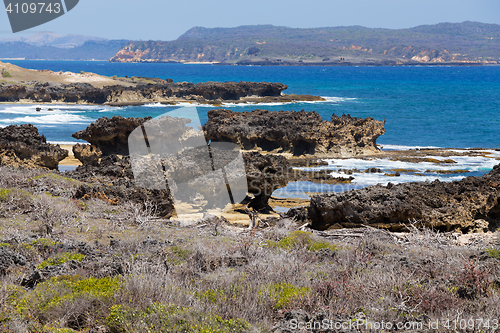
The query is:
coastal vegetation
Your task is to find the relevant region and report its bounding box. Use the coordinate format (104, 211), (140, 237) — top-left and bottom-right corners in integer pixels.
(0, 167), (499, 332)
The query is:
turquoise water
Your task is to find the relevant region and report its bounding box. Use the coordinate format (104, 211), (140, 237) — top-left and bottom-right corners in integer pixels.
(1, 61), (499, 149)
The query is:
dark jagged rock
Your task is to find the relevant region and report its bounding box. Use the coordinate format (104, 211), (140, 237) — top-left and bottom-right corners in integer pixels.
(243, 152), (290, 209)
(0, 124), (68, 169)
(68, 155), (175, 218)
(305, 164), (500, 233)
(72, 116), (152, 156)
(203, 109), (385, 157)
(0, 247), (26, 275)
(0, 80), (292, 105)
(72, 116), (292, 210)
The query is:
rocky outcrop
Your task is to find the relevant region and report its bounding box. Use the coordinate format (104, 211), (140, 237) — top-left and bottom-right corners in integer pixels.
(72, 144), (102, 166)
(71, 114), (292, 211)
(68, 155), (175, 218)
(305, 164), (500, 233)
(0, 124), (68, 170)
(72, 116), (151, 156)
(0, 80), (301, 105)
(203, 109), (385, 157)
(243, 152), (290, 209)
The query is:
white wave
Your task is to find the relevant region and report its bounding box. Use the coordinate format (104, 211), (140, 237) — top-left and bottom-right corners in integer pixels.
(143, 103), (166, 108)
(0, 104), (114, 115)
(0, 114), (91, 125)
(152, 96), (357, 108)
(321, 96), (357, 103)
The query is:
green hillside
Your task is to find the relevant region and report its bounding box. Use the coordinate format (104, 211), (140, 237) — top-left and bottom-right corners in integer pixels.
(110, 22), (500, 65)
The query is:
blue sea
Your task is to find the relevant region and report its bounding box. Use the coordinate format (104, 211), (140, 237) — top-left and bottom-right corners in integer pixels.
(1, 61), (499, 197)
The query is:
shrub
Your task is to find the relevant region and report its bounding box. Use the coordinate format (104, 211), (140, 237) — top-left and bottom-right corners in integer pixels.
(0, 189), (12, 201)
(11, 275), (122, 322)
(265, 282), (310, 310)
(106, 303), (250, 333)
(455, 259), (491, 299)
(485, 247), (500, 259)
(164, 246), (191, 265)
(37, 252), (85, 269)
(266, 230), (337, 252)
(1, 69), (12, 78)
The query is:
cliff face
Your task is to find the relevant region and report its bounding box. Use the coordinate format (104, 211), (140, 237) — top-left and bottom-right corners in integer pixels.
(305, 164), (500, 233)
(0, 124), (68, 170)
(203, 109), (385, 158)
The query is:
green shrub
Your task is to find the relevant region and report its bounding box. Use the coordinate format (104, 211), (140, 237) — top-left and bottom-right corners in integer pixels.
(106, 302), (250, 333)
(1, 69), (12, 78)
(266, 231), (337, 252)
(195, 287), (227, 304)
(31, 238), (58, 250)
(11, 275), (122, 317)
(266, 282), (310, 309)
(37, 252), (85, 269)
(485, 247), (500, 259)
(165, 246), (191, 264)
(0, 188), (12, 201)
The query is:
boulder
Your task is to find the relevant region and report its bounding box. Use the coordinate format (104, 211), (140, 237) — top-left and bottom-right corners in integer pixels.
(306, 164), (500, 233)
(0, 124), (68, 169)
(73, 143), (102, 166)
(203, 109), (385, 157)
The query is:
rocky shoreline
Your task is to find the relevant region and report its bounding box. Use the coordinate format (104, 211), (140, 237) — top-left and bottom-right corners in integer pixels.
(0, 61), (323, 106)
(1, 110), (499, 235)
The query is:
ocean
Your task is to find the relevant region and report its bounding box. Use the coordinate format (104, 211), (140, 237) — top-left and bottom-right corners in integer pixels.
(1, 61), (499, 195)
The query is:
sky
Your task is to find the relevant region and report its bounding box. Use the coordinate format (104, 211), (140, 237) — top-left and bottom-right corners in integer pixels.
(1, 0), (500, 40)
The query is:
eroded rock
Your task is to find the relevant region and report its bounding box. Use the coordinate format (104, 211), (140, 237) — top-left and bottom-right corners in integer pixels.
(0, 124), (68, 169)
(73, 143), (102, 166)
(305, 164), (500, 233)
(72, 116), (152, 156)
(203, 109), (385, 157)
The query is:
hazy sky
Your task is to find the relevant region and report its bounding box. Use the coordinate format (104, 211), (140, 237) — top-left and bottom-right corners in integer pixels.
(1, 0), (500, 40)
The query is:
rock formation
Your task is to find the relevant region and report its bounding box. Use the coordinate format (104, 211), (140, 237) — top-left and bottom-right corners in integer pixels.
(243, 152), (290, 209)
(0, 80), (304, 105)
(203, 109), (385, 157)
(71, 116), (292, 210)
(72, 116), (151, 156)
(305, 164), (500, 233)
(72, 144), (102, 166)
(0, 124), (68, 170)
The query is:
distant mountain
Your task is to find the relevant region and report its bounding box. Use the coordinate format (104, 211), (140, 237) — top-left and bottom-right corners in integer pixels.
(0, 32), (107, 48)
(110, 22), (500, 65)
(0, 40), (128, 61)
